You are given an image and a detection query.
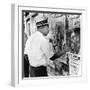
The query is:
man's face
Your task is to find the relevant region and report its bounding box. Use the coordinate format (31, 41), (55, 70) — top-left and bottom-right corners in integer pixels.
(42, 26), (49, 36)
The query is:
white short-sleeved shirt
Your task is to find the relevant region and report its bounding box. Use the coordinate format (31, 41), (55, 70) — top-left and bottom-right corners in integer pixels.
(24, 31), (54, 67)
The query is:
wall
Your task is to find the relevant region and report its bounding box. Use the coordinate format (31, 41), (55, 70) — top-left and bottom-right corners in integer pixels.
(0, 0), (89, 89)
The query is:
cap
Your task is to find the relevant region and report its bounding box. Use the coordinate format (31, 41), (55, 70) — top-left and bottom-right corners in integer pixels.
(36, 18), (49, 29)
(32, 13), (38, 18)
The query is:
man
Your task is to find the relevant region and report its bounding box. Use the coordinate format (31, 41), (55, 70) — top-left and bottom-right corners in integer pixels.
(25, 18), (52, 77)
(25, 18), (69, 77)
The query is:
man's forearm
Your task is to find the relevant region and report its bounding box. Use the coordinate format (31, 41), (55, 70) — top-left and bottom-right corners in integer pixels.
(50, 49), (67, 61)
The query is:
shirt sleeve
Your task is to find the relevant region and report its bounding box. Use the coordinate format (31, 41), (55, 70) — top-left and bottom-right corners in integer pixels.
(40, 39), (54, 59)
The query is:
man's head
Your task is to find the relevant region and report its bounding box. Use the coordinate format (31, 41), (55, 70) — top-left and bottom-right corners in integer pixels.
(36, 18), (49, 36)
(37, 24), (49, 36)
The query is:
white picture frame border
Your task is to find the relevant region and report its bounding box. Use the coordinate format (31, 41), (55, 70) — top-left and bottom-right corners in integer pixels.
(11, 3), (87, 87)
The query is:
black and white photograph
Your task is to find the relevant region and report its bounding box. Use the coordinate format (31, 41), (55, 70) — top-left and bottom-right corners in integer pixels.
(11, 3), (87, 87)
(22, 10), (81, 78)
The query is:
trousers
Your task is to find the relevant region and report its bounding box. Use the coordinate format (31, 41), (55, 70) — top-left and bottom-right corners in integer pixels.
(30, 65), (48, 77)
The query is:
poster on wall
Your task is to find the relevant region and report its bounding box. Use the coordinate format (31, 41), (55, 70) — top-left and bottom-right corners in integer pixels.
(11, 4), (86, 87)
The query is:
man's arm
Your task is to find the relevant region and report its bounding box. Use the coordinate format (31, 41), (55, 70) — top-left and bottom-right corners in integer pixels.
(50, 47), (69, 61)
(41, 39), (54, 59)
